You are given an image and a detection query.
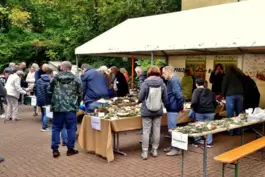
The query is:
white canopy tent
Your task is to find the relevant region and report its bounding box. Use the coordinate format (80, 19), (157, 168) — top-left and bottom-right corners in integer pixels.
(75, 0), (265, 59)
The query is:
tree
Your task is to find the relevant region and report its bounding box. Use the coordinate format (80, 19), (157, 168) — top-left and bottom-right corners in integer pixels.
(0, 0), (181, 68)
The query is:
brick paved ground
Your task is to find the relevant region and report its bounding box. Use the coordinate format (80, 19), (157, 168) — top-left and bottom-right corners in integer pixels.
(0, 105), (265, 177)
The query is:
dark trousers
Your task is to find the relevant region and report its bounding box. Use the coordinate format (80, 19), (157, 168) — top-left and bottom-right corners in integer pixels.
(51, 112), (77, 152)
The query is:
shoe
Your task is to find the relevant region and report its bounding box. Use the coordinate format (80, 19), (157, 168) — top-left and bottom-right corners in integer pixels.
(207, 144), (213, 148)
(192, 143), (199, 148)
(0, 114), (5, 119)
(53, 151), (60, 158)
(150, 149), (158, 157)
(141, 151), (148, 160)
(0, 157), (4, 163)
(40, 128), (51, 132)
(33, 113), (38, 116)
(163, 146), (172, 152)
(67, 149), (79, 156)
(166, 149), (181, 156)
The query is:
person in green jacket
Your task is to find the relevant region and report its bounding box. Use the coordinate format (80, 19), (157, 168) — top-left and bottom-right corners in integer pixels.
(181, 68), (193, 101)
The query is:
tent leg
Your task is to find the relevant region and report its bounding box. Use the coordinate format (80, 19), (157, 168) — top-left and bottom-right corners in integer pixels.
(151, 52), (154, 65)
(131, 56), (134, 89)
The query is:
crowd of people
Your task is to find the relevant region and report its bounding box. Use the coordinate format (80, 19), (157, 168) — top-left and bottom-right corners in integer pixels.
(0, 61), (260, 160)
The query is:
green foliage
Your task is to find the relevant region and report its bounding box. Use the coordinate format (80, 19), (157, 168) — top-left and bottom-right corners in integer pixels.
(0, 0), (181, 68)
(135, 58), (166, 71)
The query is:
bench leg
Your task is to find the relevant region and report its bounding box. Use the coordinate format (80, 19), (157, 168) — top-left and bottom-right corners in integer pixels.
(222, 163), (225, 177)
(234, 162), (239, 177)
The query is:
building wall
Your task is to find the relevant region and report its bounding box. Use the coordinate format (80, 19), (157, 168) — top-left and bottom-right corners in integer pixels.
(168, 55), (265, 108)
(182, 0), (239, 10)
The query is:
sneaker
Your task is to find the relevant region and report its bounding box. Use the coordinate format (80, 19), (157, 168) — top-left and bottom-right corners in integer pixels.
(67, 149), (79, 156)
(0, 156), (4, 163)
(166, 149), (181, 156)
(207, 144), (213, 148)
(40, 128), (51, 132)
(150, 149), (158, 157)
(192, 143), (199, 148)
(163, 146), (172, 152)
(0, 114), (5, 119)
(141, 151), (148, 160)
(53, 151), (60, 158)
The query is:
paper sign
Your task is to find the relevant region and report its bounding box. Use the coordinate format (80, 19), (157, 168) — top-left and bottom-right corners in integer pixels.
(171, 131), (188, 150)
(98, 112), (105, 117)
(31, 96), (37, 106)
(45, 106), (53, 119)
(91, 116), (101, 131)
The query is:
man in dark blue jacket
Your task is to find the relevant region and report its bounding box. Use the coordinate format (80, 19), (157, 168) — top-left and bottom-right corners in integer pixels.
(162, 66), (184, 156)
(81, 64), (109, 113)
(36, 68), (53, 132)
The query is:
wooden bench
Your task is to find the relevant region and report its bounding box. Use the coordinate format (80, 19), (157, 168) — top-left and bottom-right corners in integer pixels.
(214, 136), (265, 177)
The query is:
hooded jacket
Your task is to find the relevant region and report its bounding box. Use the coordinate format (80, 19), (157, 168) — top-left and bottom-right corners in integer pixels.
(81, 68), (109, 104)
(36, 74), (50, 107)
(48, 72), (82, 112)
(138, 76), (168, 117)
(191, 87), (216, 114)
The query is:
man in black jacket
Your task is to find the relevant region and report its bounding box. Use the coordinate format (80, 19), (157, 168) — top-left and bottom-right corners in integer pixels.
(110, 66), (129, 97)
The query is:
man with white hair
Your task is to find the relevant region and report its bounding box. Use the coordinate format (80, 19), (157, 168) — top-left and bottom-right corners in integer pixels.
(5, 70), (28, 121)
(35, 63), (49, 84)
(135, 66), (147, 90)
(48, 61), (82, 158)
(162, 66), (184, 156)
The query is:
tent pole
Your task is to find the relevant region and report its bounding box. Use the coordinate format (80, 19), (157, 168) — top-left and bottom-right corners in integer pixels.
(76, 55), (79, 76)
(151, 52), (154, 65)
(131, 56), (134, 89)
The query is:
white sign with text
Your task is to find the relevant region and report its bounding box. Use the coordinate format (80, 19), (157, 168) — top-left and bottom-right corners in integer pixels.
(171, 131), (188, 150)
(91, 116), (101, 131)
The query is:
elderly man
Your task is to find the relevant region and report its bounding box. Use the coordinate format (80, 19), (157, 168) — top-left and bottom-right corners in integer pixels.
(19, 62), (27, 72)
(162, 66), (184, 156)
(135, 66), (147, 90)
(81, 64), (109, 113)
(5, 70), (27, 121)
(35, 64), (49, 84)
(48, 61), (82, 158)
(110, 66), (129, 97)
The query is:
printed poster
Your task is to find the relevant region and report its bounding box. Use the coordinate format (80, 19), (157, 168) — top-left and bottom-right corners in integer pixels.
(214, 56), (238, 72)
(243, 54), (265, 84)
(185, 56), (206, 79)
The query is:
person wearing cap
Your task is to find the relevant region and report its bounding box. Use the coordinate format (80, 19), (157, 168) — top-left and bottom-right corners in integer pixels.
(5, 70), (28, 121)
(81, 64), (109, 113)
(191, 78), (217, 148)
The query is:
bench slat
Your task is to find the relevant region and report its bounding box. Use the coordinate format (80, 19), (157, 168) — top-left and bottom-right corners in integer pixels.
(214, 137), (265, 164)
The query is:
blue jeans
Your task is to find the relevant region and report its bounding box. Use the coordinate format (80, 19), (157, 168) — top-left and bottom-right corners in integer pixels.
(167, 112), (178, 131)
(40, 107), (48, 129)
(168, 112), (179, 150)
(195, 113), (215, 145)
(226, 95), (244, 118)
(85, 101), (104, 113)
(51, 112), (77, 152)
(61, 124), (68, 145)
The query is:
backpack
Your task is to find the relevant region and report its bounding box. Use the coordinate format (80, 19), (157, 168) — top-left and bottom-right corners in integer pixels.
(146, 86), (162, 112)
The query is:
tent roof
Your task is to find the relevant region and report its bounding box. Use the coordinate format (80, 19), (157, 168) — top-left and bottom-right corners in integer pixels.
(75, 0), (265, 57)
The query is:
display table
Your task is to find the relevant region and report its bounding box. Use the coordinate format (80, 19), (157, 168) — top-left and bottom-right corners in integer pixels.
(78, 105), (223, 162)
(78, 110), (190, 162)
